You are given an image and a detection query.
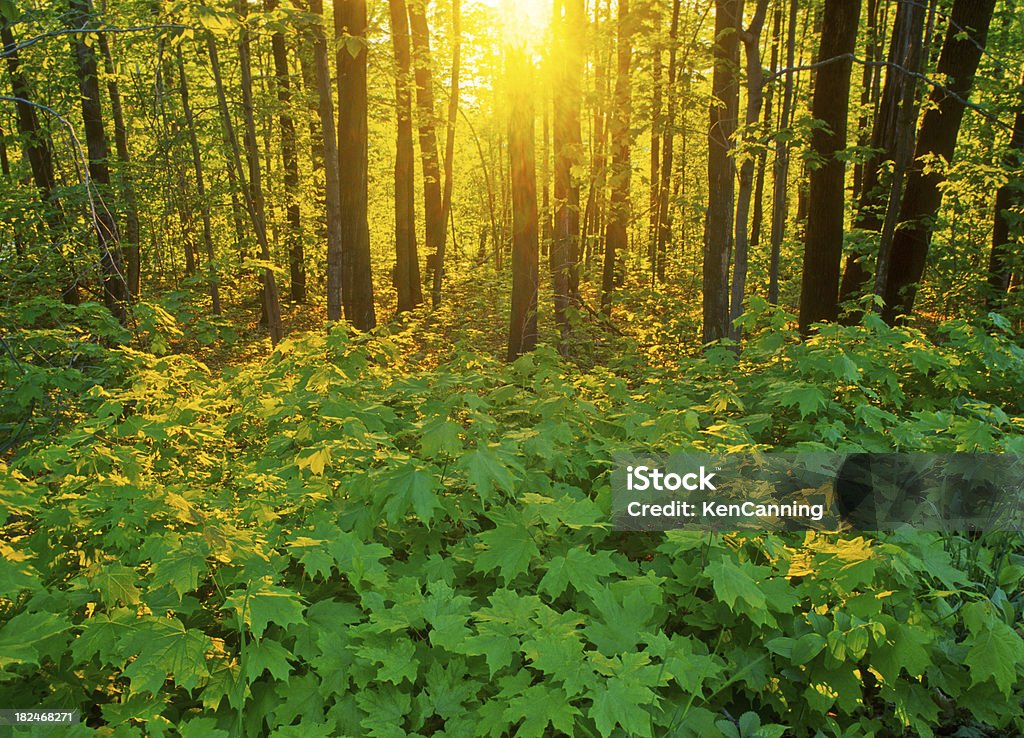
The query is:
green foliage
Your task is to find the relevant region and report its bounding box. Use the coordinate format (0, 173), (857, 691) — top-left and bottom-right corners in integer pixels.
(2, 317), (1024, 736)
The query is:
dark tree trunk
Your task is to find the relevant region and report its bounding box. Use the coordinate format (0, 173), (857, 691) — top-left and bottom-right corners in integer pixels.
(388, 0), (423, 313)
(797, 0), (861, 332)
(98, 34), (141, 301)
(987, 76), (1024, 308)
(70, 0), (127, 323)
(177, 48), (221, 314)
(749, 1), (780, 259)
(601, 0), (632, 310)
(267, 0), (305, 303)
(1, 13), (78, 304)
(507, 53), (539, 361)
(881, 0), (996, 323)
(767, 0), (798, 305)
(649, 22), (661, 280)
(702, 0), (742, 344)
(655, 0), (681, 283)
(335, 0), (377, 329)
(552, 0), (584, 350)
(729, 0), (769, 338)
(839, 0), (927, 313)
(310, 0), (345, 322)
(851, 0), (881, 204)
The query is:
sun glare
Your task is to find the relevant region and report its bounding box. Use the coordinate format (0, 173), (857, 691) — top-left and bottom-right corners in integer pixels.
(474, 0), (551, 48)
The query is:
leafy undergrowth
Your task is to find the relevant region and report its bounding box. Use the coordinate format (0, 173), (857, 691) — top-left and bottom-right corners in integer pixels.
(2, 310), (1024, 737)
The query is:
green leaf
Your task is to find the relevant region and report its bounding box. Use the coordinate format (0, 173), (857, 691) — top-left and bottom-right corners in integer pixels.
(706, 559), (766, 613)
(539, 547), (617, 598)
(90, 561), (141, 606)
(778, 384), (827, 418)
(380, 463), (440, 525)
(963, 601), (1024, 697)
(224, 579), (305, 638)
(244, 638), (293, 683)
(460, 444), (517, 502)
(419, 417), (462, 457)
(474, 521), (539, 584)
(503, 684), (581, 737)
(0, 610), (71, 668)
(123, 618), (212, 694)
(790, 632), (825, 665)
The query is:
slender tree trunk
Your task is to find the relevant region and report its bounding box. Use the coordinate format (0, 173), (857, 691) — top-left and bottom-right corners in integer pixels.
(267, 0), (305, 303)
(98, 34), (141, 300)
(335, 0), (377, 329)
(702, 0), (742, 344)
(207, 24), (283, 343)
(987, 74), (1024, 308)
(310, 0), (345, 322)
(507, 52), (539, 361)
(649, 22), (661, 280)
(388, 0), (423, 313)
(797, 0), (861, 332)
(749, 1), (779, 258)
(70, 0), (127, 323)
(437, 0), (460, 302)
(852, 0), (881, 204)
(2, 12), (78, 304)
(177, 48), (221, 315)
(552, 0), (584, 350)
(767, 0), (796, 305)
(881, 0), (996, 323)
(656, 0), (681, 282)
(729, 0), (769, 338)
(602, 0), (631, 311)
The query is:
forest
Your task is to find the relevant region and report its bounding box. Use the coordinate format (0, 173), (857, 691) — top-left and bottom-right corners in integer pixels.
(1, 0), (1024, 734)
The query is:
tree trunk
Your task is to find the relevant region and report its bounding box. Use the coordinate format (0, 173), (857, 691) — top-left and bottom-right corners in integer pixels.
(797, 0), (861, 332)
(702, 0), (743, 344)
(388, 0), (423, 313)
(98, 34), (141, 301)
(176, 48), (221, 315)
(881, 0), (996, 323)
(335, 0), (377, 329)
(552, 0), (584, 350)
(1, 12), (78, 305)
(309, 0), (345, 322)
(70, 0), (127, 323)
(408, 0), (444, 307)
(507, 53), (539, 361)
(437, 0), (460, 302)
(987, 74), (1024, 308)
(748, 1), (779, 258)
(729, 0), (769, 338)
(838, 0), (927, 312)
(602, 0), (631, 311)
(655, 0), (681, 283)
(649, 23), (661, 281)
(767, 0), (797, 305)
(267, 0), (305, 303)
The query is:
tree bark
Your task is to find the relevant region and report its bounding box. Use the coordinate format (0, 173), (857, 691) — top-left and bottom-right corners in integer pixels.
(507, 52), (539, 361)
(797, 0), (861, 332)
(437, 0), (460, 302)
(655, 0), (681, 283)
(987, 74), (1024, 308)
(388, 0), (423, 313)
(70, 0), (128, 323)
(702, 0), (742, 344)
(729, 0), (769, 338)
(767, 0), (798, 305)
(601, 0), (631, 311)
(267, 0), (305, 303)
(552, 0), (584, 350)
(309, 0), (345, 322)
(335, 0), (377, 329)
(98, 34), (141, 300)
(649, 20), (661, 281)
(176, 48), (221, 315)
(880, 0), (996, 323)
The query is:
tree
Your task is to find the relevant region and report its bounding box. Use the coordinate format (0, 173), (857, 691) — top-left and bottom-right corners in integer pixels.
(655, 0), (681, 283)
(601, 0), (632, 311)
(408, 0), (444, 306)
(310, 0), (346, 322)
(335, 0), (377, 330)
(880, 0), (997, 323)
(797, 0), (861, 332)
(767, 0), (798, 305)
(176, 48), (221, 315)
(388, 0), (423, 313)
(70, 0), (128, 323)
(267, 0), (305, 303)
(551, 0), (584, 350)
(1, 7), (78, 305)
(506, 52), (539, 361)
(437, 0), (461, 304)
(702, 0), (742, 344)
(986, 73), (1024, 309)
